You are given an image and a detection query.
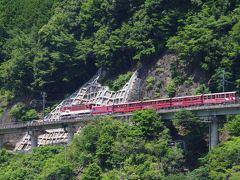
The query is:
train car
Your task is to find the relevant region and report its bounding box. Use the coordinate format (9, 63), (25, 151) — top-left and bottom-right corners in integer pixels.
(91, 105), (113, 114)
(202, 91), (237, 105)
(112, 101), (142, 113)
(60, 104), (95, 117)
(171, 95), (202, 108)
(141, 98), (171, 110)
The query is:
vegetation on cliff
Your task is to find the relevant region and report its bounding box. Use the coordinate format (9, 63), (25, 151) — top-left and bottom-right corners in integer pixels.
(1, 0), (240, 179)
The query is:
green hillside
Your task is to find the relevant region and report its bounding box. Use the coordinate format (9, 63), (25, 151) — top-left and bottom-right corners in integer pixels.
(1, 0), (240, 179)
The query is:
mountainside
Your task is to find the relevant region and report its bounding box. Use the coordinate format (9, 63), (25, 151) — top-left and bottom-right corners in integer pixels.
(1, 0), (240, 179)
(1, 0), (240, 114)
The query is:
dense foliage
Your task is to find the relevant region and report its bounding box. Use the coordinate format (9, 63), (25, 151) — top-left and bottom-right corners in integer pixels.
(68, 109), (185, 179)
(191, 137), (240, 180)
(1, 0), (240, 179)
(0, 146), (72, 180)
(0, 110), (186, 179)
(0, 0), (197, 98)
(1, 0), (239, 114)
(167, 0), (240, 92)
(1, 0), (239, 99)
(1, 110), (240, 179)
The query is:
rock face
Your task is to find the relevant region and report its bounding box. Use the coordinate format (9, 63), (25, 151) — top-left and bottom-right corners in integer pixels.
(15, 69), (141, 151)
(138, 54), (201, 100)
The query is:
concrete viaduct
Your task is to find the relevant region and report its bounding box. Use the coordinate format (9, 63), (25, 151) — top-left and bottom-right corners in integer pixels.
(1, 103), (240, 151)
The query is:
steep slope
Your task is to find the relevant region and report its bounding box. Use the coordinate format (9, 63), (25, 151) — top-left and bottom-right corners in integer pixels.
(139, 54), (203, 100)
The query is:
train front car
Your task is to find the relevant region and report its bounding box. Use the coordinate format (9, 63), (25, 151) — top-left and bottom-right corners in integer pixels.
(60, 104), (95, 118)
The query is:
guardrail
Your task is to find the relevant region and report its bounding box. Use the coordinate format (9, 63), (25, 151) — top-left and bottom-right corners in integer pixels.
(0, 116), (92, 130)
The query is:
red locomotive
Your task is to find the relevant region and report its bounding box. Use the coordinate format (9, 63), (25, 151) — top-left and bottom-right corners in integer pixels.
(60, 91), (238, 117)
(60, 104), (95, 117)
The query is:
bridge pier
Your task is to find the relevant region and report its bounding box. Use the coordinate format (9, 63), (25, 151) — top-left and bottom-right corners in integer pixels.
(0, 134), (3, 149)
(64, 125), (75, 145)
(28, 130), (39, 150)
(210, 116), (222, 150)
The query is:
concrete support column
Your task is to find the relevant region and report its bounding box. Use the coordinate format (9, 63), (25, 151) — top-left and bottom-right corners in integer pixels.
(210, 116), (219, 150)
(64, 125), (75, 145)
(28, 130), (39, 150)
(0, 134), (3, 149)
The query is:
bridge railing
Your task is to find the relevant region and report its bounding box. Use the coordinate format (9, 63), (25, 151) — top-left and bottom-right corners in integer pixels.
(0, 116), (91, 130)
(0, 121), (30, 129)
(1, 101), (240, 130)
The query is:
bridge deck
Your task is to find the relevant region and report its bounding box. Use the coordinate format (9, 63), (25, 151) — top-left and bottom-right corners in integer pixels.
(1, 103), (240, 134)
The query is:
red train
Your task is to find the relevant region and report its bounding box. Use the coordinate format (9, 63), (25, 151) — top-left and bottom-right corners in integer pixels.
(60, 91), (238, 117)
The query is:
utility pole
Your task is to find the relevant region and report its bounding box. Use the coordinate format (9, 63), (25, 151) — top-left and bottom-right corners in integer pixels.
(117, 162), (125, 180)
(222, 69), (225, 92)
(41, 92), (47, 120)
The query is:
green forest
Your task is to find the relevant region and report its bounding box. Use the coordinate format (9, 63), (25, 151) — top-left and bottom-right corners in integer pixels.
(1, 110), (240, 179)
(1, 0), (240, 179)
(1, 0), (240, 99)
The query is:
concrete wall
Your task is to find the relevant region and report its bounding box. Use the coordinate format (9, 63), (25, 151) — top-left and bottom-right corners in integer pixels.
(15, 69), (141, 151)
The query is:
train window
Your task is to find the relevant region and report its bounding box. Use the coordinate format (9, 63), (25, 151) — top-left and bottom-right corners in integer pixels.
(204, 96), (207, 100)
(226, 94), (229, 98)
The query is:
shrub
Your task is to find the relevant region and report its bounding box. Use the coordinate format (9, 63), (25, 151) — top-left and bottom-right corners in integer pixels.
(156, 81), (162, 88)
(0, 90), (14, 102)
(154, 92), (160, 98)
(166, 80), (177, 97)
(102, 72), (133, 91)
(185, 76), (194, 86)
(146, 83), (153, 90)
(10, 102), (40, 122)
(143, 97), (150, 100)
(146, 76), (156, 84)
(194, 84), (210, 95)
(146, 76), (156, 90)
(156, 68), (164, 74)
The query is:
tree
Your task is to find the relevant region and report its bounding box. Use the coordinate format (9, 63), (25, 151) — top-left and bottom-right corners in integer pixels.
(224, 115), (240, 136)
(192, 137), (240, 180)
(39, 154), (74, 180)
(130, 109), (168, 140)
(82, 163), (102, 180)
(173, 110), (208, 168)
